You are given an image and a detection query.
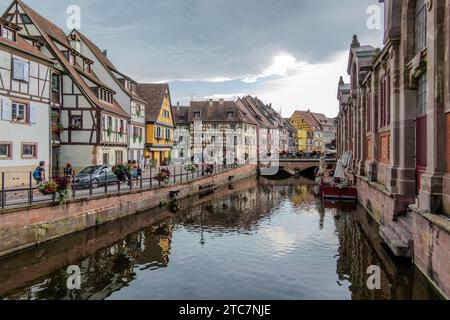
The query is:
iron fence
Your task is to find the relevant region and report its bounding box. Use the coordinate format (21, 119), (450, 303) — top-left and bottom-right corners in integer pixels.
(0, 164), (238, 209)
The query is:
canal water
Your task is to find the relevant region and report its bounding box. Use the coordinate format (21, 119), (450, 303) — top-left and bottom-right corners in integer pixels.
(0, 176), (442, 300)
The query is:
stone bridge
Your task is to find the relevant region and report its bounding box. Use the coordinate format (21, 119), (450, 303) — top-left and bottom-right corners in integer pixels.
(278, 159), (336, 173)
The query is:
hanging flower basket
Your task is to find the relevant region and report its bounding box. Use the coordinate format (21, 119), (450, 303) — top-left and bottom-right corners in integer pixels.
(155, 168), (170, 184)
(204, 163), (214, 175)
(112, 164), (130, 182)
(38, 176), (72, 204)
(185, 163), (198, 173)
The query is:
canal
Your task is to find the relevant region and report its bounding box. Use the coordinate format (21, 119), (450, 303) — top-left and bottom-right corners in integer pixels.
(0, 176), (442, 300)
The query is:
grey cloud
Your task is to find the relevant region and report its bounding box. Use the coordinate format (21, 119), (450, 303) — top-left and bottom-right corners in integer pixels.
(2, 0), (382, 81)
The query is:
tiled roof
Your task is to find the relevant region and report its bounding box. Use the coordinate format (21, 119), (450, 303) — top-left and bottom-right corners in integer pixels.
(136, 83), (170, 123)
(187, 100), (256, 125)
(173, 105), (190, 125)
(74, 30), (145, 103)
(17, 0), (70, 47)
(311, 112), (334, 127)
(0, 28), (52, 63)
(238, 96), (277, 129)
(295, 110), (321, 130)
(15, 0), (128, 118)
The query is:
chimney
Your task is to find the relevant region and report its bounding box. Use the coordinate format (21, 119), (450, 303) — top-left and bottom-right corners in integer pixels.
(103, 49), (108, 57)
(209, 99), (213, 107)
(219, 98), (224, 105)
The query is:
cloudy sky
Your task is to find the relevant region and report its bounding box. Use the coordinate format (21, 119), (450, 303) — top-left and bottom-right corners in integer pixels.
(1, 0), (383, 117)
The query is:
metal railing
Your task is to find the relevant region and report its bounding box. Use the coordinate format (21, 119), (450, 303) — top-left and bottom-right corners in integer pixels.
(0, 164), (239, 209)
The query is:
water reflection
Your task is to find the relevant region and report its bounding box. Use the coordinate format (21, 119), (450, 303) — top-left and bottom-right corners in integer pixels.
(0, 177), (442, 300)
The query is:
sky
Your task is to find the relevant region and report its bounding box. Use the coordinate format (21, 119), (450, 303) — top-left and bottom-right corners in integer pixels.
(1, 0), (384, 118)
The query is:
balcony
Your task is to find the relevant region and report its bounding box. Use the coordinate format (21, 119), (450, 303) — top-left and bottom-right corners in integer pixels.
(102, 129), (128, 145)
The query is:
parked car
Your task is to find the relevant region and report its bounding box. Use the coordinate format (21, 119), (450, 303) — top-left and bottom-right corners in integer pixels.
(74, 165), (118, 189)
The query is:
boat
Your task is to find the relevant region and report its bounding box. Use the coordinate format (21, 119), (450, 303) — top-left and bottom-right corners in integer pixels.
(319, 183), (357, 200)
(317, 157), (357, 201)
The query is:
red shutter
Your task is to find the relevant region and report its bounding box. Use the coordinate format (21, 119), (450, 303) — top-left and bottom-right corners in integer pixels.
(367, 91), (371, 132)
(386, 74), (391, 125)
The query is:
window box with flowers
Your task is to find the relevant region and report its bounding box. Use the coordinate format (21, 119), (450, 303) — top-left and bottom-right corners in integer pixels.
(107, 127), (113, 137)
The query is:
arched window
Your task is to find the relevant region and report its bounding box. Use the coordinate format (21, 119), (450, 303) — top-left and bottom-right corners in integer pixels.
(415, 0), (427, 53)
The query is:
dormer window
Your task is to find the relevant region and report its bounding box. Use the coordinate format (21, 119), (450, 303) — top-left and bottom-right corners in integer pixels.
(0, 25), (16, 42)
(227, 112), (234, 119)
(69, 53), (76, 66)
(194, 112), (201, 120)
(98, 88), (113, 104)
(83, 60), (91, 73)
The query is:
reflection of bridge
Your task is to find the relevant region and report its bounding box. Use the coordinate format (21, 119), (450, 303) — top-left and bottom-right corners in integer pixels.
(278, 159), (336, 173)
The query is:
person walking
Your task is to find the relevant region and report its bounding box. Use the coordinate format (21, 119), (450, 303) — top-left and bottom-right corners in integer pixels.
(63, 162), (74, 181)
(131, 160), (139, 187)
(33, 161), (46, 185)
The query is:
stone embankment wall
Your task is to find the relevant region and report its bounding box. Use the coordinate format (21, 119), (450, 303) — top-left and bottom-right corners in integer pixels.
(0, 165), (256, 257)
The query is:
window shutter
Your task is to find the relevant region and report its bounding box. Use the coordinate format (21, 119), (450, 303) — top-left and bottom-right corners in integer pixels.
(24, 62), (29, 81)
(386, 74), (391, 125)
(1, 98), (12, 121)
(29, 104), (38, 124)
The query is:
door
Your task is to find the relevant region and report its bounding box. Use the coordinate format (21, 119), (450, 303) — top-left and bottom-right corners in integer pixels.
(415, 74), (427, 193)
(103, 153), (110, 165)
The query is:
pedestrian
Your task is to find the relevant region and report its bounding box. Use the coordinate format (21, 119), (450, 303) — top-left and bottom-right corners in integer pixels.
(127, 160), (132, 187)
(63, 162), (73, 180)
(131, 160), (139, 187)
(33, 161), (46, 185)
(139, 155), (145, 172)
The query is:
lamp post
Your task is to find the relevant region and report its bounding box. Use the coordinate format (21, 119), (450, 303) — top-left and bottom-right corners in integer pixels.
(201, 133), (206, 176)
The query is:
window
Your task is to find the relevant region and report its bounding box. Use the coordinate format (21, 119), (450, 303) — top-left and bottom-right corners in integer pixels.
(194, 112), (201, 120)
(227, 112), (234, 119)
(0, 26), (16, 41)
(12, 102), (27, 122)
(12, 59), (29, 82)
(107, 116), (113, 129)
(379, 74), (390, 128)
(22, 143), (37, 159)
(102, 153), (109, 165)
(70, 115), (82, 129)
(156, 127), (162, 138)
(180, 148), (184, 157)
(20, 14), (31, 24)
(115, 151), (123, 164)
(83, 61), (91, 73)
(415, 0), (427, 54)
(163, 110), (170, 118)
(52, 74), (60, 92)
(211, 136), (215, 143)
(69, 53), (75, 65)
(165, 128), (171, 140)
(416, 73), (427, 116)
(0, 143), (12, 159)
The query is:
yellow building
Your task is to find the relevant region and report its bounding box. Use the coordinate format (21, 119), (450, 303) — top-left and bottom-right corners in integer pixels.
(136, 83), (175, 165)
(290, 111), (316, 152)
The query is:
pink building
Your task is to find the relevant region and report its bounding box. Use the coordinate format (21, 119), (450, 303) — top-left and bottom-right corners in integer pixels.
(336, 0), (450, 298)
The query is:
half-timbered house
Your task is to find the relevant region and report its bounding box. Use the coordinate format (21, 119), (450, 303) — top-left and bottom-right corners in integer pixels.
(0, 17), (53, 187)
(3, 0), (130, 172)
(70, 30), (147, 162)
(136, 83), (175, 166)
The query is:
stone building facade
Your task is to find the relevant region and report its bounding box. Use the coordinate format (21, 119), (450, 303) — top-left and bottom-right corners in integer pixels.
(336, 0), (450, 298)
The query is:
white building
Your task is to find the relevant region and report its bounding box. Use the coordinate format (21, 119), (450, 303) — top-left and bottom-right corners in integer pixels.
(71, 30), (146, 162)
(0, 17), (53, 187)
(3, 0), (131, 172)
(175, 100), (258, 166)
(171, 105), (191, 164)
